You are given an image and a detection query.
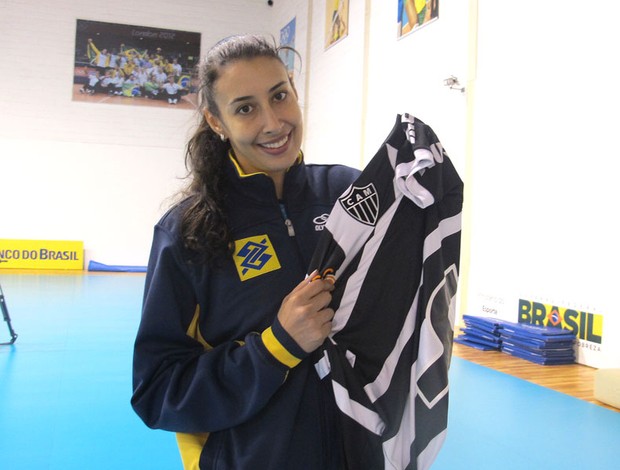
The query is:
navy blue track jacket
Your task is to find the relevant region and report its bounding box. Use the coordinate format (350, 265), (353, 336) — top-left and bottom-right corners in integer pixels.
(131, 156), (360, 469)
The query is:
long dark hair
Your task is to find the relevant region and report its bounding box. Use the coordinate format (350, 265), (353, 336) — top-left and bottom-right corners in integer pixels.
(180, 34), (296, 263)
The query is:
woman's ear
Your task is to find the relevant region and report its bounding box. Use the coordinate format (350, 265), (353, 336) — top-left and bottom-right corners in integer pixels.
(204, 109), (225, 138)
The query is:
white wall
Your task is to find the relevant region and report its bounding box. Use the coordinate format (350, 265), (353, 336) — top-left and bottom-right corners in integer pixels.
(301, 0), (368, 167)
(465, 0), (620, 368)
(365, 0), (468, 173)
(0, 0), (274, 266)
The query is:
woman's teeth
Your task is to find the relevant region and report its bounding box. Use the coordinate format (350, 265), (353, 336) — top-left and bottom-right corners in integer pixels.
(261, 135), (288, 149)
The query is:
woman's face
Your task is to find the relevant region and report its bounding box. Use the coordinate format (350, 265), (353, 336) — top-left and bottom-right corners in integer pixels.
(206, 57), (303, 185)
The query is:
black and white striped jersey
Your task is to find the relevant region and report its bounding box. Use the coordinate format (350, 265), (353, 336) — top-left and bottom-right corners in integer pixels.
(309, 114), (463, 470)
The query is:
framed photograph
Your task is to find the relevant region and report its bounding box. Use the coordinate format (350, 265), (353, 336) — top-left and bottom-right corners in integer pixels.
(73, 19), (201, 108)
(397, 0), (439, 38)
(325, 0), (349, 50)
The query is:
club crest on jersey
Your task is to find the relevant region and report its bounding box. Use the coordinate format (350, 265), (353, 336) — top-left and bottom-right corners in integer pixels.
(233, 234), (281, 281)
(338, 183), (379, 226)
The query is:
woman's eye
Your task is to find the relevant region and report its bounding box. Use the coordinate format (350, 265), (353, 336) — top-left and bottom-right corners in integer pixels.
(237, 105), (253, 115)
(274, 91), (287, 102)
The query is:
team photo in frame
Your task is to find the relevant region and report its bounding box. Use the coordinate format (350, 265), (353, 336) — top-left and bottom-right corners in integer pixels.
(73, 19), (201, 108)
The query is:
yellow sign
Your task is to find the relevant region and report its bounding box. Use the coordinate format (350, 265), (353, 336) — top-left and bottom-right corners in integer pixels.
(518, 299), (603, 344)
(0, 239), (84, 270)
(233, 235), (281, 281)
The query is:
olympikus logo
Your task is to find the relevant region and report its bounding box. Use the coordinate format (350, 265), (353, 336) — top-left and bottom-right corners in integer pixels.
(339, 183), (379, 226)
(313, 213), (329, 231)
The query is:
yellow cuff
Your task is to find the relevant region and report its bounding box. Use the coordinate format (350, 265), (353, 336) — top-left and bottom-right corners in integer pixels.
(261, 327), (302, 368)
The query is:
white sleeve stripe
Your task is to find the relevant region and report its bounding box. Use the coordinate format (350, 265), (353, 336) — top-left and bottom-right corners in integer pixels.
(330, 195), (402, 334)
(419, 383), (449, 409)
(423, 212), (462, 261)
(416, 265), (459, 380)
(415, 429), (448, 470)
(331, 381), (386, 436)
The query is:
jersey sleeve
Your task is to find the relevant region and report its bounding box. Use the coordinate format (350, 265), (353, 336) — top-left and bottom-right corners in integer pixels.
(131, 224), (306, 433)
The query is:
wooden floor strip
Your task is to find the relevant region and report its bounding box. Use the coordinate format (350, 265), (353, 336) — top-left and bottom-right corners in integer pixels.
(451, 342), (618, 412)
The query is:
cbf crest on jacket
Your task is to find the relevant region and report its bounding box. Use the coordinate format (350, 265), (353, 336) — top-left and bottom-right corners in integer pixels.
(309, 114), (463, 470)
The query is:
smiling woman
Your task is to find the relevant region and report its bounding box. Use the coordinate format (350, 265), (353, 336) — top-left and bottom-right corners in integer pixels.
(130, 34), (361, 470)
(204, 56), (303, 195)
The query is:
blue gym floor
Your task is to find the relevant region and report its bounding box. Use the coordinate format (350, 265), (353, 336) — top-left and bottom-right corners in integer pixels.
(1, 273), (619, 469)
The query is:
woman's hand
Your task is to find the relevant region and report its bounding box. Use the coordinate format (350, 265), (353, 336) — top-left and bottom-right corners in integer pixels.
(276, 272), (335, 353)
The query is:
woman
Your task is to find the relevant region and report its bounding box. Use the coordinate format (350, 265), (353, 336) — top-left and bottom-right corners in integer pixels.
(131, 35), (360, 469)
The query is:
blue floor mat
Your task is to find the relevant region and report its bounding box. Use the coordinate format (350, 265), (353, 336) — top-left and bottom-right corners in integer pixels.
(1, 273), (619, 469)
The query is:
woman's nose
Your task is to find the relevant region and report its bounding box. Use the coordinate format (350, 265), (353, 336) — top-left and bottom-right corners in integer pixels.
(262, 105), (283, 135)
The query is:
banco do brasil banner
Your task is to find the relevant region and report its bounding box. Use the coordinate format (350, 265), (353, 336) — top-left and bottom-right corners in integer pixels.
(0, 239), (83, 270)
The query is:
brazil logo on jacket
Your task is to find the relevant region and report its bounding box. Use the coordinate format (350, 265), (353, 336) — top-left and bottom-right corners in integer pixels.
(233, 234), (281, 281)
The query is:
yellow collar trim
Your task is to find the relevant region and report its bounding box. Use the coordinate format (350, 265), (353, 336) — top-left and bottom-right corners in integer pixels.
(228, 151), (261, 178)
(228, 150), (303, 178)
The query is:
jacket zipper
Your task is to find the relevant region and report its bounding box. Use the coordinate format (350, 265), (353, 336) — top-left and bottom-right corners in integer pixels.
(278, 202), (296, 237)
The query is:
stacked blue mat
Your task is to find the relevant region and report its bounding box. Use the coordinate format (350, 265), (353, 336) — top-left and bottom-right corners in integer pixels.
(454, 315), (505, 351)
(500, 322), (576, 365)
(455, 315), (577, 365)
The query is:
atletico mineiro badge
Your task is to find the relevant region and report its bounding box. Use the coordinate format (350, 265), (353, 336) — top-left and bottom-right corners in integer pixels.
(338, 183), (379, 226)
